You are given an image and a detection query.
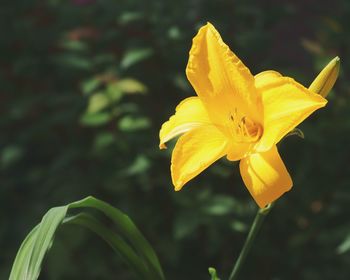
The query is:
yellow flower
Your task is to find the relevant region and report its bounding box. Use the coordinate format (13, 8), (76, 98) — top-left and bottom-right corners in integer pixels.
(159, 23), (327, 208)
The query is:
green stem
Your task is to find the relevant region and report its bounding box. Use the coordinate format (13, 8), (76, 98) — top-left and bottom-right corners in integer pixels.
(228, 203), (274, 280)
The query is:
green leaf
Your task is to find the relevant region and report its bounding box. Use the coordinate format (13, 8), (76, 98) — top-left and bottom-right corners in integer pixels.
(9, 196), (165, 280)
(81, 78), (102, 95)
(60, 40), (89, 52)
(203, 196), (237, 216)
(120, 48), (153, 69)
(124, 155), (151, 175)
(118, 115), (151, 131)
(86, 92), (110, 113)
(10, 206), (69, 280)
(116, 78), (147, 94)
(106, 82), (124, 101)
(118, 12), (144, 24)
(80, 112), (112, 126)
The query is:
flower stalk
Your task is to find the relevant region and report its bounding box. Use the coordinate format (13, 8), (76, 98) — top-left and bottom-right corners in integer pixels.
(228, 203), (274, 280)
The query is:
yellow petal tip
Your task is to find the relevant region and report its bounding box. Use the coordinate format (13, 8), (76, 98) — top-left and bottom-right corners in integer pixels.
(239, 147), (293, 208)
(174, 182), (183, 191)
(255, 181), (293, 208)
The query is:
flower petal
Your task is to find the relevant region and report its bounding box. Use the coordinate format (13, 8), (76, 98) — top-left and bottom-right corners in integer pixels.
(255, 72), (327, 151)
(239, 145), (292, 208)
(159, 97), (211, 149)
(254, 70), (282, 88)
(186, 22), (262, 125)
(171, 125), (228, 190)
(226, 142), (254, 161)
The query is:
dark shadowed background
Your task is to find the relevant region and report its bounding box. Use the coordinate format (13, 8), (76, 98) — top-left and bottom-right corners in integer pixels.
(1, 0), (350, 279)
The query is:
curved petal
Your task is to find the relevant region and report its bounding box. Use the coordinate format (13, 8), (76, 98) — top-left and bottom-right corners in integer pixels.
(186, 22), (262, 125)
(171, 125), (228, 190)
(239, 145), (292, 208)
(255, 72), (327, 151)
(254, 70), (282, 88)
(159, 97), (211, 149)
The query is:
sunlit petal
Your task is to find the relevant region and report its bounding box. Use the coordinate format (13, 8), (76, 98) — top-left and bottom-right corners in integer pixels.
(186, 22), (262, 125)
(159, 97), (211, 149)
(254, 70), (282, 88)
(239, 145), (292, 208)
(171, 125), (228, 190)
(254, 72), (327, 151)
(226, 142), (254, 161)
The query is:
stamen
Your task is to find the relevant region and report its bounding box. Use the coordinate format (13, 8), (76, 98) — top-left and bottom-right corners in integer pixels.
(228, 110), (262, 143)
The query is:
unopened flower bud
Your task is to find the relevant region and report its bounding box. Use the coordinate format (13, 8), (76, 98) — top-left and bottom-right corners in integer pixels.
(309, 56), (340, 97)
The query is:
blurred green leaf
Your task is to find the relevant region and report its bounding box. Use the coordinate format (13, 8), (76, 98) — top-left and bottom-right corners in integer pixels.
(120, 48), (153, 69)
(124, 155), (151, 176)
(93, 132), (115, 151)
(118, 12), (144, 24)
(118, 116), (151, 131)
(337, 235), (350, 254)
(202, 196), (237, 216)
(168, 26), (181, 40)
(81, 78), (102, 95)
(60, 40), (89, 52)
(1, 145), (23, 168)
(230, 221), (248, 233)
(106, 82), (124, 101)
(117, 78), (147, 94)
(86, 92), (110, 113)
(80, 112), (111, 126)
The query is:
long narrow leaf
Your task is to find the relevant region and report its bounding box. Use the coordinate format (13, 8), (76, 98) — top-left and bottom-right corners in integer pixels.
(10, 206), (68, 280)
(9, 226), (38, 280)
(9, 196), (165, 280)
(64, 213), (151, 280)
(69, 196), (165, 279)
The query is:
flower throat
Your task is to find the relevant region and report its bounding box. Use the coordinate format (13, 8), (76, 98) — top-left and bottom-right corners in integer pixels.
(229, 109), (262, 143)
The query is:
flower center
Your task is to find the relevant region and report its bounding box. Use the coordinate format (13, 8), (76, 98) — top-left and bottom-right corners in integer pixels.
(229, 110), (262, 143)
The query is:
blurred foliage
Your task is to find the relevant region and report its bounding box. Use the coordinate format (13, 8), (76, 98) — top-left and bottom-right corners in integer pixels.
(1, 0), (350, 279)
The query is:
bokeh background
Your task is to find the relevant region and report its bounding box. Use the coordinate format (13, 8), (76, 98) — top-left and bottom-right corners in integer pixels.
(1, 0), (350, 279)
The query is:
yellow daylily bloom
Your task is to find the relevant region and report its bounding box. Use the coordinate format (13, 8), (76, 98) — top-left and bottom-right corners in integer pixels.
(159, 22), (328, 208)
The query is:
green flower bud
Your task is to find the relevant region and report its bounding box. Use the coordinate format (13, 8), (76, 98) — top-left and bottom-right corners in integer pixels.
(309, 56), (340, 97)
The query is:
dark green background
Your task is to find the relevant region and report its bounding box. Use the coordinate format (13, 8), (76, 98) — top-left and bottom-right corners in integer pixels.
(1, 0), (350, 279)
